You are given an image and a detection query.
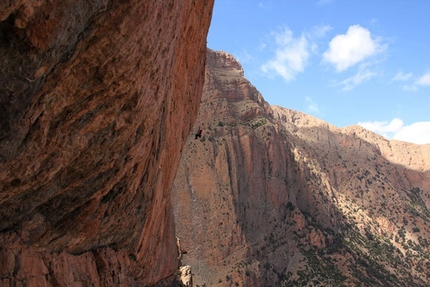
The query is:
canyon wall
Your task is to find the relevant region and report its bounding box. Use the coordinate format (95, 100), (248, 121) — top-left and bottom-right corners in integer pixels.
(0, 1), (213, 286)
(173, 49), (430, 286)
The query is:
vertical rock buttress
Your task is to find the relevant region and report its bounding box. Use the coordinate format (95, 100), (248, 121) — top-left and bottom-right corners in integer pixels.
(0, 0), (214, 286)
(173, 50), (430, 287)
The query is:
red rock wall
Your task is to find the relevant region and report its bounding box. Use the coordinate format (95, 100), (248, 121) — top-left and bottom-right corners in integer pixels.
(173, 50), (430, 286)
(0, 0), (213, 286)
(173, 50), (295, 286)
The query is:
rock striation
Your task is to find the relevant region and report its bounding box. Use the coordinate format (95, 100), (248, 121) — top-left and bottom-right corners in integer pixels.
(0, 1), (214, 286)
(173, 49), (430, 286)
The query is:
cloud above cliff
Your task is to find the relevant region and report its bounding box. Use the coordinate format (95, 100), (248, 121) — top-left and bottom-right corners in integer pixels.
(415, 72), (430, 86)
(261, 27), (310, 82)
(358, 118), (430, 144)
(323, 25), (385, 72)
(337, 68), (378, 91)
(208, 1), (430, 143)
(392, 71), (413, 82)
(392, 71), (430, 91)
(261, 24), (385, 89)
(261, 25), (331, 82)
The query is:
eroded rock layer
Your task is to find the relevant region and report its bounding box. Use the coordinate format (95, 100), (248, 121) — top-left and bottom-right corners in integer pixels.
(0, 1), (214, 286)
(173, 49), (430, 286)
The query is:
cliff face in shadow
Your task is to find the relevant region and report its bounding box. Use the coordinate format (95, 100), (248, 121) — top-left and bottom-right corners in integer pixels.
(173, 49), (430, 286)
(0, 1), (214, 286)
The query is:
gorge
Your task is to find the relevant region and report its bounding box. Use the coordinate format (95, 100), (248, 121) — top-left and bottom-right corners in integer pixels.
(173, 49), (430, 286)
(2, 1), (430, 286)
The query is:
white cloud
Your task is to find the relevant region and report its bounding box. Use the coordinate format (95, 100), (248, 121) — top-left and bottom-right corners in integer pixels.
(258, 43), (267, 51)
(393, 122), (430, 144)
(339, 68), (377, 91)
(309, 25), (332, 54)
(392, 71), (413, 82)
(358, 118), (403, 136)
(235, 50), (255, 64)
(394, 71), (430, 91)
(323, 25), (384, 72)
(261, 27), (310, 82)
(358, 118), (430, 144)
(415, 72), (430, 86)
(311, 24), (332, 38)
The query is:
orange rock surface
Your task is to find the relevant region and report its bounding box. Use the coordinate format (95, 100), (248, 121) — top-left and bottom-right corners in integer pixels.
(173, 49), (430, 286)
(0, 1), (213, 285)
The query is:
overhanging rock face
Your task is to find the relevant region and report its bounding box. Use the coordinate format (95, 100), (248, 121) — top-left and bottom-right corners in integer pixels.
(0, 1), (214, 285)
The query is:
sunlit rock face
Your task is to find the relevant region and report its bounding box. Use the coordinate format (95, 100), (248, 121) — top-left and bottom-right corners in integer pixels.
(173, 49), (430, 287)
(0, 0), (214, 286)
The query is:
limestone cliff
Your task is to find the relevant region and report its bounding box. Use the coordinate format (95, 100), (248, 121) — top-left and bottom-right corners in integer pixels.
(173, 49), (430, 286)
(0, 1), (214, 286)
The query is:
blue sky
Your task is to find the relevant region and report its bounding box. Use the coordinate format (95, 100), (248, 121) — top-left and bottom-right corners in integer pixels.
(207, 0), (430, 144)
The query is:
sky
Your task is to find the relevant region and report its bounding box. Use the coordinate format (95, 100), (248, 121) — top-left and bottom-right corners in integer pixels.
(207, 0), (430, 144)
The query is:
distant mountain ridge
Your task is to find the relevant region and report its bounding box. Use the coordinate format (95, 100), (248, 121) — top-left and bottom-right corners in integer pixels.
(172, 49), (430, 286)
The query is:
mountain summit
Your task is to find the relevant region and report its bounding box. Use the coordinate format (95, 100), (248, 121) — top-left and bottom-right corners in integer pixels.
(173, 49), (430, 286)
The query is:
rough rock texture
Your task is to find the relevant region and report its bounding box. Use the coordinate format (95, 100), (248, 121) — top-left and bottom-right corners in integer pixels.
(0, 0), (214, 286)
(172, 49), (430, 286)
